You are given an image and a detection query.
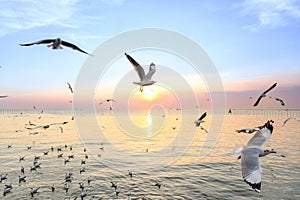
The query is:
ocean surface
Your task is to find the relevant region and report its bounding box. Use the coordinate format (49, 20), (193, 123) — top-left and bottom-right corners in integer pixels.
(0, 109), (299, 199)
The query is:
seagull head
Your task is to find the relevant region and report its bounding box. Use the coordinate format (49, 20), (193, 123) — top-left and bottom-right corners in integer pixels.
(150, 62), (155, 67)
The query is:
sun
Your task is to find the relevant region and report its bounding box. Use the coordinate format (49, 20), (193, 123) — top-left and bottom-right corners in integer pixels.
(143, 87), (155, 100)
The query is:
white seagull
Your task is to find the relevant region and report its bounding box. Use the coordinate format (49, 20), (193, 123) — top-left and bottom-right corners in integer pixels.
(125, 53), (156, 92)
(232, 120), (284, 192)
(253, 83), (277, 107)
(20, 38), (92, 56)
(194, 112), (207, 127)
(235, 128), (260, 134)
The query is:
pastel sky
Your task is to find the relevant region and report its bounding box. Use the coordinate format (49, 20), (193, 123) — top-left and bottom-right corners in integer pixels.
(0, 0), (299, 110)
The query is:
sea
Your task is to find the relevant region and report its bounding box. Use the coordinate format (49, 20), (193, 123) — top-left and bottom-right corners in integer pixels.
(0, 109), (299, 200)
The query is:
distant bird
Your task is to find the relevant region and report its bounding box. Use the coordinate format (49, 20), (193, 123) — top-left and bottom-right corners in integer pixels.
(79, 182), (85, 190)
(67, 82), (73, 93)
(51, 185), (55, 192)
(111, 181), (117, 190)
(0, 95), (8, 98)
(87, 176), (92, 185)
(20, 38), (92, 56)
(80, 191), (87, 199)
(18, 175), (26, 183)
(253, 83), (277, 107)
(125, 53), (156, 92)
(59, 127), (64, 133)
(115, 187), (120, 197)
(79, 167), (85, 174)
(274, 97), (285, 106)
(21, 166), (25, 174)
(0, 174), (8, 182)
(155, 180), (161, 189)
(43, 151), (49, 155)
(26, 121), (68, 130)
(99, 98), (116, 105)
(282, 117), (293, 127)
(30, 187), (40, 197)
(7, 144), (12, 148)
(235, 128), (260, 134)
(232, 120), (283, 192)
(194, 112), (207, 127)
(3, 187), (12, 196)
(64, 183), (69, 192)
(128, 170), (133, 178)
(200, 126), (208, 133)
(19, 156), (25, 162)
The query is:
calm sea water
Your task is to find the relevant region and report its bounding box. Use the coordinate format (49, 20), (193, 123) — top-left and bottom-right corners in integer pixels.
(0, 110), (299, 199)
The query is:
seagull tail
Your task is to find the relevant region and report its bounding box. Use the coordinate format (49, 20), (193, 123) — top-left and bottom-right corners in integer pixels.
(231, 145), (243, 159)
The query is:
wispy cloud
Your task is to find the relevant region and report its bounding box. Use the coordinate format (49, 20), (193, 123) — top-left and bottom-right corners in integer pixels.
(0, 0), (126, 37)
(237, 0), (300, 31)
(0, 0), (81, 36)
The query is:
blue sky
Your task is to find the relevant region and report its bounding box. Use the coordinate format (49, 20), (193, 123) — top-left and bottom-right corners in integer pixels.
(0, 0), (299, 109)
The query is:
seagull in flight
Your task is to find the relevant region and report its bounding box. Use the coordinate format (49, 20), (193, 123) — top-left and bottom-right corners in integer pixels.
(99, 99), (116, 105)
(67, 82), (73, 94)
(20, 38), (92, 56)
(26, 121), (68, 130)
(232, 120), (284, 192)
(274, 97), (285, 106)
(282, 117), (292, 127)
(253, 83), (277, 107)
(235, 128), (260, 134)
(0, 95), (8, 98)
(125, 53), (156, 92)
(194, 112), (207, 127)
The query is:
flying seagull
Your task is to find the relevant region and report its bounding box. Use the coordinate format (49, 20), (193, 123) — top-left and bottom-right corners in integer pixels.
(194, 112), (207, 127)
(26, 121), (68, 130)
(253, 83), (277, 107)
(125, 53), (156, 92)
(282, 117), (292, 127)
(0, 95), (8, 98)
(67, 82), (73, 94)
(274, 97), (285, 106)
(235, 128), (260, 134)
(20, 38), (92, 56)
(99, 99), (116, 105)
(232, 120), (284, 192)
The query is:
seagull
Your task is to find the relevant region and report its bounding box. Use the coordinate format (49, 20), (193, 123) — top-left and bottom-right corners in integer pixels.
(194, 112), (207, 127)
(155, 180), (161, 189)
(125, 53), (156, 92)
(282, 117), (292, 127)
(128, 170), (133, 178)
(99, 98), (117, 106)
(235, 128), (260, 134)
(20, 38), (92, 56)
(30, 187), (40, 197)
(0, 174), (8, 182)
(21, 166), (25, 174)
(64, 183), (69, 192)
(19, 156), (25, 162)
(253, 83), (277, 107)
(26, 121), (68, 130)
(59, 127), (64, 133)
(67, 82), (73, 93)
(232, 120), (283, 192)
(274, 97), (285, 106)
(111, 182), (117, 190)
(200, 126), (208, 133)
(80, 167), (85, 174)
(0, 95), (8, 98)
(18, 175), (26, 183)
(3, 187), (12, 196)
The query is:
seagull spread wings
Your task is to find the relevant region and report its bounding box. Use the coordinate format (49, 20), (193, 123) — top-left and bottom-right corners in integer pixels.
(253, 83), (277, 107)
(241, 120), (274, 192)
(125, 53), (146, 81)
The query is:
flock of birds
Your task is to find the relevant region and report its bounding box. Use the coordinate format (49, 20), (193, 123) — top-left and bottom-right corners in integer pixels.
(0, 37), (293, 198)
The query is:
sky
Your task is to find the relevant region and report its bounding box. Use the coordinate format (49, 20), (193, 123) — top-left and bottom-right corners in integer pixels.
(0, 0), (299, 110)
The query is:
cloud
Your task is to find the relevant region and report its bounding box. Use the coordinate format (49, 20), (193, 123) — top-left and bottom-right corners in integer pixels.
(237, 0), (300, 31)
(0, 0), (81, 36)
(0, 0), (126, 37)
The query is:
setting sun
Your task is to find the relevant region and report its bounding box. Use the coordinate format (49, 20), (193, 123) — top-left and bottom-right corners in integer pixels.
(143, 87), (155, 100)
